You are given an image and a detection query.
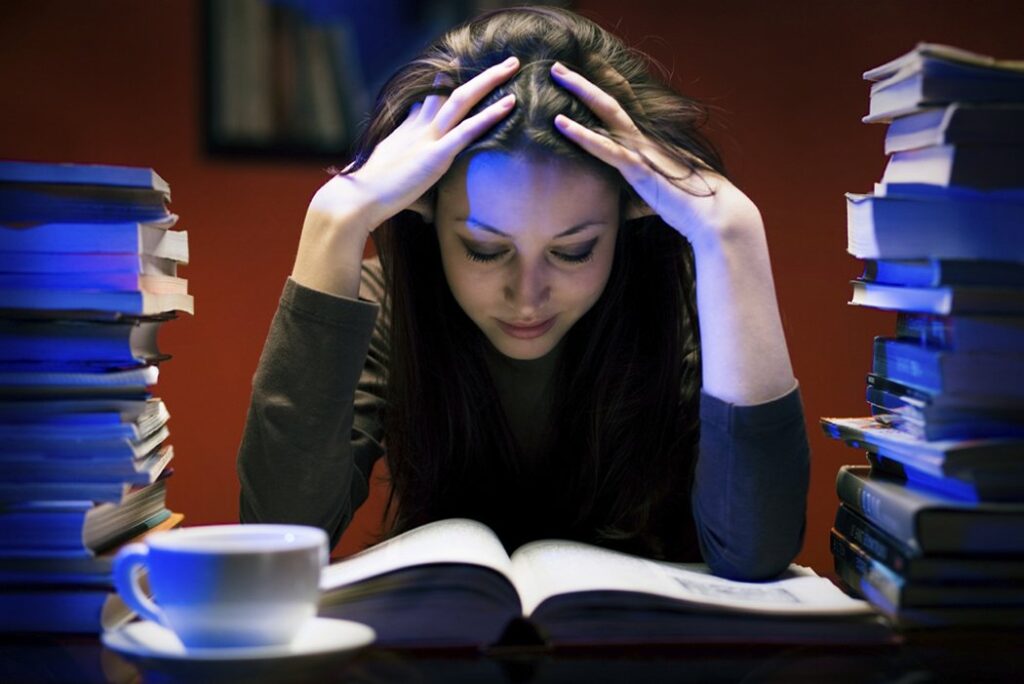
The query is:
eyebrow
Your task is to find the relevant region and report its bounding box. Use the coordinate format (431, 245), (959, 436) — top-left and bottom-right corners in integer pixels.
(460, 217), (607, 239)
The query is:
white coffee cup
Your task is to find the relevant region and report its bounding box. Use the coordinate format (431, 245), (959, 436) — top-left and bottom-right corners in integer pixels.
(113, 524), (328, 649)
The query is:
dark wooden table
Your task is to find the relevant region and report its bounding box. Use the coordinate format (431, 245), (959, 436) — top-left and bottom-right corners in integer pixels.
(2, 629), (1022, 683)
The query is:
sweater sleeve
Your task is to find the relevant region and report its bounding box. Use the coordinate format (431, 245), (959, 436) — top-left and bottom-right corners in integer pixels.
(691, 384), (811, 581)
(237, 266), (388, 549)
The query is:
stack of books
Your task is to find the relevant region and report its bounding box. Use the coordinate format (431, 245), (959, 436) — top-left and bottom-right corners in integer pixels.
(0, 160), (190, 633)
(821, 43), (1024, 628)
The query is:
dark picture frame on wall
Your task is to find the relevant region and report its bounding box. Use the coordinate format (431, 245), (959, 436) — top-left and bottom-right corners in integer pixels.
(202, 0), (570, 162)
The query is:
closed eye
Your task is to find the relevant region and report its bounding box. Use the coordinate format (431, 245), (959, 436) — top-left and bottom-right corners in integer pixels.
(551, 238), (598, 264)
(551, 248), (595, 264)
(464, 246), (509, 263)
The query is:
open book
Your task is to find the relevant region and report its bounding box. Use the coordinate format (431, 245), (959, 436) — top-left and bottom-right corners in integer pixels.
(319, 519), (891, 650)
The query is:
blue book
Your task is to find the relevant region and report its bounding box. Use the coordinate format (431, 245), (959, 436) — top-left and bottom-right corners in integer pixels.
(0, 319), (166, 365)
(0, 365), (158, 400)
(0, 219), (186, 260)
(894, 312), (1024, 353)
(0, 160), (169, 193)
(0, 185), (171, 223)
(0, 288), (194, 316)
(0, 160), (171, 223)
(866, 380), (1024, 441)
(846, 191), (1024, 261)
(872, 336), (1024, 398)
(0, 587), (133, 633)
(822, 416), (1024, 482)
(862, 260), (1024, 289)
(0, 444), (173, 487)
(0, 251), (178, 274)
(0, 480), (170, 554)
(866, 452), (1024, 504)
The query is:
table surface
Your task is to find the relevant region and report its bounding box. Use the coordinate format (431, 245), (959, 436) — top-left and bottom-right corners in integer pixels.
(2, 629), (1023, 684)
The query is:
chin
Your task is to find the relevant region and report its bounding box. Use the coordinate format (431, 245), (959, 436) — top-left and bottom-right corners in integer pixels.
(490, 335), (558, 361)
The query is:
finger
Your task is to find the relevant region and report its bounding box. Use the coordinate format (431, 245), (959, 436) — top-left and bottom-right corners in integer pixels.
(595, 61), (643, 115)
(433, 56), (519, 133)
(553, 114), (646, 186)
(439, 94), (516, 157)
(419, 71), (453, 122)
(551, 62), (640, 138)
(555, 115), (709, 213)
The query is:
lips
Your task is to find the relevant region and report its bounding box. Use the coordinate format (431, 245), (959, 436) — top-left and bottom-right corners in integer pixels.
(497, 317), (556, 340)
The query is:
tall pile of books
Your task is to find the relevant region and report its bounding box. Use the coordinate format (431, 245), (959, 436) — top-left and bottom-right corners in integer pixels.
(821, 43), (1024, 628)
(0, 160), (191, 633)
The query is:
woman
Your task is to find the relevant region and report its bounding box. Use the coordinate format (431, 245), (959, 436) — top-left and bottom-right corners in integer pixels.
(238, 6), (809, 580)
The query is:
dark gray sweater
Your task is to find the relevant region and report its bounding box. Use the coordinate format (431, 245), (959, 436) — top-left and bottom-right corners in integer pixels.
(238, 259), (810, 580)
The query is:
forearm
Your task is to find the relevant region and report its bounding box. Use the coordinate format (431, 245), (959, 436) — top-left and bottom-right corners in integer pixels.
(237, 279), (380, 547)
(689, 183), (795, 405)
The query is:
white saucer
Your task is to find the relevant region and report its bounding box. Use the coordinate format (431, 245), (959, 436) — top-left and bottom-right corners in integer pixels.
(102, 617), (376, 663)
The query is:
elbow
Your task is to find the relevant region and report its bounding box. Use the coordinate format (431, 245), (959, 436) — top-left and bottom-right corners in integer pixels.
(699, 519), (806, 581)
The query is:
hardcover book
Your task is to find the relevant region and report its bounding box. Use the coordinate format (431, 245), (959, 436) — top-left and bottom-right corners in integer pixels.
(832, 529), (1024, 610)
(870, 336), (1024, 398)
(834, 504), (1024, 583)
(866, 451), (1024, 503)
(835, 465), (1024, 555)
(317, 518), (889, 650)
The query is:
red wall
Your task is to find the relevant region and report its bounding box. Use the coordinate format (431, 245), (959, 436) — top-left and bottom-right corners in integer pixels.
(2, 0), (1022, 573)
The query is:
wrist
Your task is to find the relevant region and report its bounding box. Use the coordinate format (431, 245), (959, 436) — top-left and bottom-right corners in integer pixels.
(291, 205), (373, 299)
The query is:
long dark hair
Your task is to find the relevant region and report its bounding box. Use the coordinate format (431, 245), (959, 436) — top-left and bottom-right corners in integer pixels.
(344, 6), (726, 560)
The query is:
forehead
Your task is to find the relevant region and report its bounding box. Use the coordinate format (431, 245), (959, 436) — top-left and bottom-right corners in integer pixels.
(437, 151), (619, 235)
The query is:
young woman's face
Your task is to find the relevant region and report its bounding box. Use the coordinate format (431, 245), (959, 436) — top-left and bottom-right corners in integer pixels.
(435, 152), (620, 360)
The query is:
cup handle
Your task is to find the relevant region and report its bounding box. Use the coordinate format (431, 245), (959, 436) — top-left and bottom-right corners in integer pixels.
(113, 543), (166, 626)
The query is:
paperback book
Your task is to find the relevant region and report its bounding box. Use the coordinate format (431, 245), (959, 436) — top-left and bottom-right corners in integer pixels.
(863, 43), (1024, 122)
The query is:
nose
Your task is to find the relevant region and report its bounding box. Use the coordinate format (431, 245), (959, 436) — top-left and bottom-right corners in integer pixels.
(504, 259), (550, 319)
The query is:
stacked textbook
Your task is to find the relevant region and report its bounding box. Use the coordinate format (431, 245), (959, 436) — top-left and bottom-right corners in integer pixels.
(0, 160), (189, 633)
(822, 43), (1024, 627)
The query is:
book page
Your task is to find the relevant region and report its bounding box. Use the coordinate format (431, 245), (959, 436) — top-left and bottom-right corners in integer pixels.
(320, 518), (514, 592)
(510, 540), (874, 617)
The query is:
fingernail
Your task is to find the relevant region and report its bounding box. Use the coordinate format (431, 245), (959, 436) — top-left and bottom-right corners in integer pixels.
(555, 114), (571, 128)
(552, 62), (568, 75)
(503, 56), (518, 69)
(501, 94), (516, 108)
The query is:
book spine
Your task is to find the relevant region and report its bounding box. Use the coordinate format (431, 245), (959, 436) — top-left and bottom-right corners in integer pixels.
(872, 337), (940, 392)
(834, 504), (917, 576)
(830, 531), (905, 608)
(835, 467), (923, 554)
